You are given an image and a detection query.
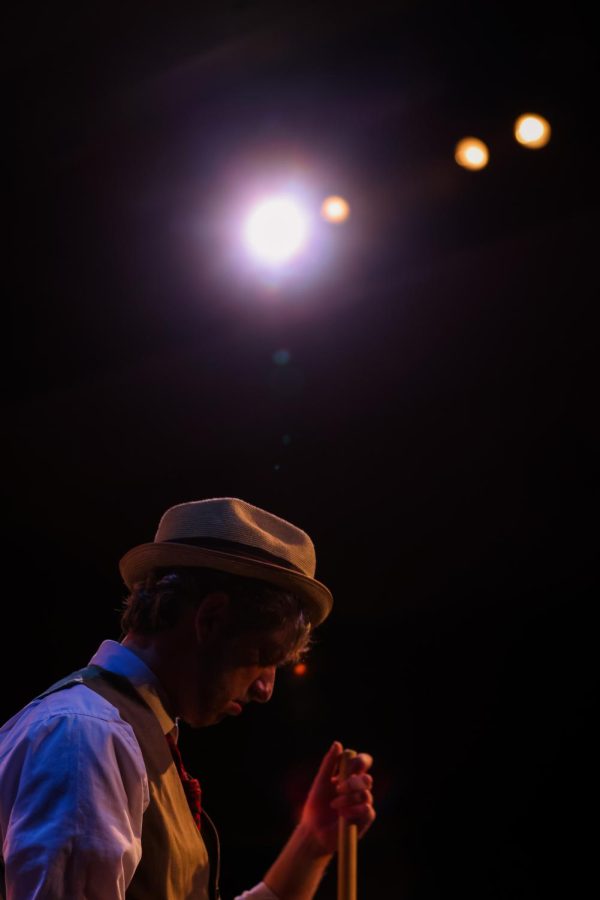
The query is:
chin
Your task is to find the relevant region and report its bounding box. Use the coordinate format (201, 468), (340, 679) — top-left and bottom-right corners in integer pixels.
(185, 710), (224, 728)
(179, 710), (206, 728)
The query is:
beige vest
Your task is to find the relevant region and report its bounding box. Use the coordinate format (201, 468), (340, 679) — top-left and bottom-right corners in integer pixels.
(44, 667), (213, 900)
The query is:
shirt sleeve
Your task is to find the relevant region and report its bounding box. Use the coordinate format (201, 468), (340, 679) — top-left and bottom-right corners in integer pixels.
(1, 709), (148, 900)
(234, 884), (280, 899)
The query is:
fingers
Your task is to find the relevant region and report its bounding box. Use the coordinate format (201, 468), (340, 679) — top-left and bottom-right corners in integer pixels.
(346, 752), (373, 775)
(339, 772), (373, 792)
(332, 752), (373, 782)
(331, 753), (373, 795)
(332, 772), (373, 812)
(333, 791), (376, 834)
(330, 787), (373, 810)
(330, 746), (376, 836)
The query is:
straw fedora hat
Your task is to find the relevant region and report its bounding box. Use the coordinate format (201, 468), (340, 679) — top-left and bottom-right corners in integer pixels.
(119, 497), (333, 626)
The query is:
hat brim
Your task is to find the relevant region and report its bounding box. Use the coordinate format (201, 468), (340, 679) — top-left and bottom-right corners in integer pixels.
(119, 542), (333, 627)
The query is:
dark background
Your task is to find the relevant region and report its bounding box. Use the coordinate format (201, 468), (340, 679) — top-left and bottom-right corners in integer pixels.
(5, 2), (598, 897)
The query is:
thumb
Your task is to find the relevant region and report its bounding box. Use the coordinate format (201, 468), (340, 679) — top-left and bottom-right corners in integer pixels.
(309, 741), (343, 797)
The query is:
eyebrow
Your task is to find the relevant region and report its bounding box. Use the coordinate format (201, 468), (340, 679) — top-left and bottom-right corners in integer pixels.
(260, 643), (289, 666)
(260, 635), (303, 666)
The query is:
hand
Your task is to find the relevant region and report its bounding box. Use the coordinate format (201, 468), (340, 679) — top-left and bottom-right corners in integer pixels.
(299, 741), (376, 855)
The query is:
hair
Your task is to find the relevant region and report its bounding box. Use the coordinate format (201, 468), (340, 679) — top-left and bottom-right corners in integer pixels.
(120, 567), (312, 663)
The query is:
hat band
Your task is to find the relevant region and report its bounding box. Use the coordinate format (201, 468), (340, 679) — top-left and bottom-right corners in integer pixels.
(162, 536), (305, 575)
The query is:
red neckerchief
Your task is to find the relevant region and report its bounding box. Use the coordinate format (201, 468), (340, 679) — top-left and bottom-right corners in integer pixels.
(165, 731), (202, 831)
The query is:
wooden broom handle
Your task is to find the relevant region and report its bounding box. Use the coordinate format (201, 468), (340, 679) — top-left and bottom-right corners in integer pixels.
(337, 748), (357, 900)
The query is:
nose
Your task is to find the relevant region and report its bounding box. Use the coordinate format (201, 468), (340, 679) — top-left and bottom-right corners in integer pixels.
(249, 666), (276, 703)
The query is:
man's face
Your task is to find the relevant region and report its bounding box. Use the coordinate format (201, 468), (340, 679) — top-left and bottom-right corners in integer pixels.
(187, 626), (294, 727)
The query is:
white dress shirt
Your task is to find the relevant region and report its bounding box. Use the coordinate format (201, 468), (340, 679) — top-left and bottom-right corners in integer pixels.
(0, 640), (278, 900)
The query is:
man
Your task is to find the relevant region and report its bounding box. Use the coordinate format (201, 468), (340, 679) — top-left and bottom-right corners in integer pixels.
(0, 497), (375, 899)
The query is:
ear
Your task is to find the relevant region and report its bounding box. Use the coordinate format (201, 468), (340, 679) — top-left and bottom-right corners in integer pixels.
(194, 591), (230, 644)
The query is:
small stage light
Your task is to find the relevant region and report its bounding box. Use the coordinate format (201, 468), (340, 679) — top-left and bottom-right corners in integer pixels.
(454, 137), (490, 170)
(514, 113), (551, 148)
(293, 663), (307, 677)
(321, 195), (351, 223)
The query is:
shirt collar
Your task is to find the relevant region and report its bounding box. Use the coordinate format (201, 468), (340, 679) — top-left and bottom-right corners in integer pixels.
(89, 639), (178, 738)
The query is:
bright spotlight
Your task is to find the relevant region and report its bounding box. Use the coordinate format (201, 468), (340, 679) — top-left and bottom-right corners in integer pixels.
(243, 196), (309, 265)
(454, 137), (489, 170)
(514, 113), (551, 148)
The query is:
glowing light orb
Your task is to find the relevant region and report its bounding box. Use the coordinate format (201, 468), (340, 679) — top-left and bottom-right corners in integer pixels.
(454, 137), (490, 170)
(514, 113), (551, 148)
(293, 663), (307, 677)
(321, 195), (351, 223)
(244, 196), (309, 264)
